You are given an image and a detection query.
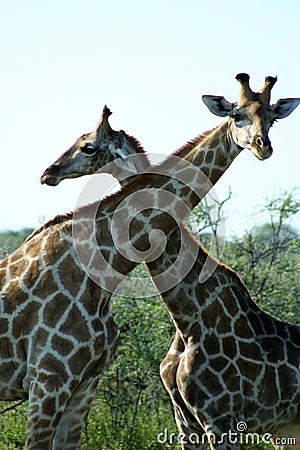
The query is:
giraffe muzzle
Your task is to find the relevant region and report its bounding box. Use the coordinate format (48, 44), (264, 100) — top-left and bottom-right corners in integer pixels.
(40, 164), (62, 186)
(252, 135), (273, 160)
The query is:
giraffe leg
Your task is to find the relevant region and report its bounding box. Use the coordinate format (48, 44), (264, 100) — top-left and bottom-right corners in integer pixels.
(174, 404), (208, 450)
(52, 378), (99, 450)
(160, 335), (206, 450)
(26, 379), (67, 450)
(197, 417), (243, 450)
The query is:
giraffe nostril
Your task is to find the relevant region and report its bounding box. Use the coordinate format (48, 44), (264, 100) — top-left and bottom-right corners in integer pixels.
(255, 136), (264, 148)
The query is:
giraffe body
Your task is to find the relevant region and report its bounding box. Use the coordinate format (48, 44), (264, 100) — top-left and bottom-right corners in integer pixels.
(154, 227), (300, 449)
(42, 74), (300, 449)
(0, 222), (119, 448)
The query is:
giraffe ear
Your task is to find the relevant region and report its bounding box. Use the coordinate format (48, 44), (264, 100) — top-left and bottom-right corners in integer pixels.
(202, 95), (234, 117)
(110, 144), (139, 174)
(114, 152), (139, 174)
(271, 98), (300, 119)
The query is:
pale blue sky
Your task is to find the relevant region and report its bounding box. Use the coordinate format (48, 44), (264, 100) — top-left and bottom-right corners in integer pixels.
(1, 0), (300, 235)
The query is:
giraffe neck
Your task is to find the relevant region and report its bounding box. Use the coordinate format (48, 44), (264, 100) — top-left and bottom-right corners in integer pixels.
(146, 226), (252, 338)
(68, 119), (241, 293)
(32, 119), (241, 294)
(182, 121), (240, 184)
(144, 122), (244, 337)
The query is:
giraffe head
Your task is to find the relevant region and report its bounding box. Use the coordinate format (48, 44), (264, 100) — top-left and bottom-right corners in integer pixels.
(40, 105), (150, 186)
(202, 73), (300, 160)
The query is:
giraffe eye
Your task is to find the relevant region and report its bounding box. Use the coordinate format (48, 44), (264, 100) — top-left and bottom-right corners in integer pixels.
(81, 144), (97, 156)
(233, 113), (243, 123)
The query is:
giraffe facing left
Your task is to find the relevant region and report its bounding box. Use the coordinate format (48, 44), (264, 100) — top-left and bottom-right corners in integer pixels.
(1, 110), (154, 450)
(41, 105), (150, 186)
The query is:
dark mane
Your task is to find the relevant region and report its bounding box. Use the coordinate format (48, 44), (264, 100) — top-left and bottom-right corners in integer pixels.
(122, 132), (147, 155)
(120, 131), (151, 169)
(25, 213), (73, 242)
(172, 126), (220, 159)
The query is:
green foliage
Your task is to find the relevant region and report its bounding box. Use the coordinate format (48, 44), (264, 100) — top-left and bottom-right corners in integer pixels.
(0, 401), (27, 449)
(0, 228), (33, 259)
(221, 191), (300, 324)
(82, 292), (178, 449)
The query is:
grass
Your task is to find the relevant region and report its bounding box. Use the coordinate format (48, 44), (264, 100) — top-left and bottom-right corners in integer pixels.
(0, 398), (274, 450)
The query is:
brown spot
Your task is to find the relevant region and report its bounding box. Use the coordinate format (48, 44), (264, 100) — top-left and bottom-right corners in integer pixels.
(38, 354), (69, 390)
(210, 168), (224, 184)
(247, 311), (264, 335)
(222, 363), (239, 392)
(8, 250), (24, 264)
(22, 259), (41, 289)
(214, 393), (232, 414)
(208, 134), (220, 149)
(81, 282), (101, 316)
(12, 301), (40, 338)
(16, 337), (28, 360)
(41, 231), (64, 264)
(203, 333), (220, 355)
(205, 150), (214, 164)
(261, 317), (276, 335)
(8, 261), (25, 279)
(68, 346), (92, 376)
(183, 379), (205, 409)
(261, 336), (284, 362)
(222, 336), (238, 359)
(93, 334), (106, 354)
(236, 357), (262, 381)
(234, 314), (254, 339)
(3, 283), (29, 312)
(0, 337), (14, 359)
(97, 349), (108, 371)
(59, 391), (69, 407)
(220, 291), (239, 316)
(216, 318), (231, 334)
(32, 270), (57, 299)
(259, 365), (279, 406)
(209, 356), (229, 372)
(42, 396), (56, 416)
(51, 335), (74, 356)
(0, 318), (9, 334)
(288, 326), (300, 345)
(239, 341), (262, 360)
(59, 305), (91, 342)
(201, 367), (223, 395)
(26, 238), (44, 258)
(201, 300), (224, 329)
(58, 255), (81, 297)
(0, 362), (19, 383)
(43, 294), (71, 328)
(278, 365), (297, 401)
